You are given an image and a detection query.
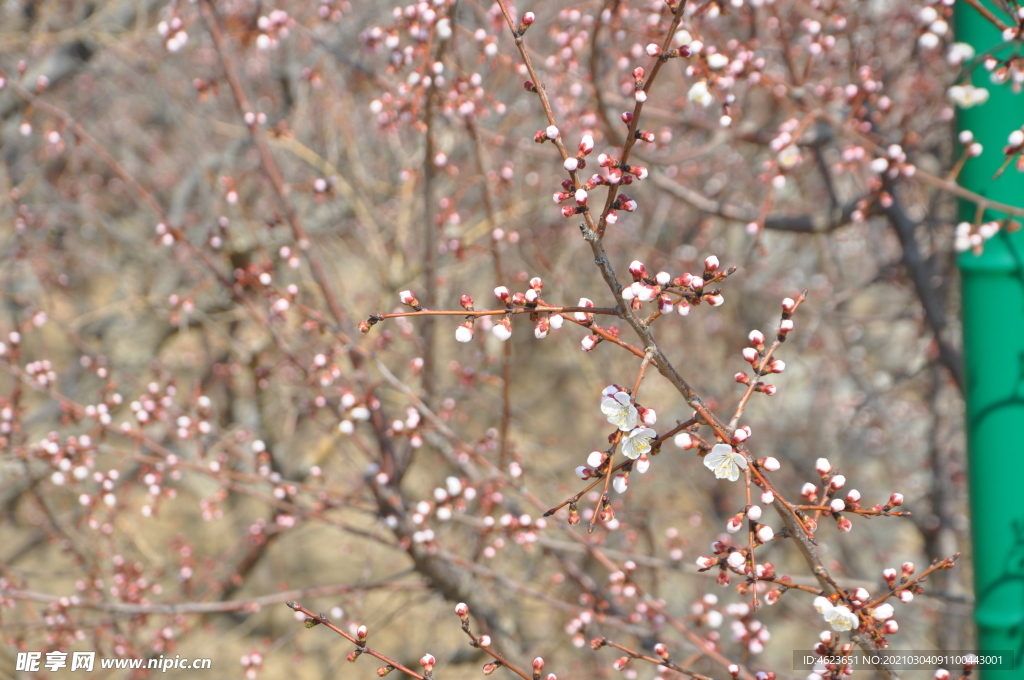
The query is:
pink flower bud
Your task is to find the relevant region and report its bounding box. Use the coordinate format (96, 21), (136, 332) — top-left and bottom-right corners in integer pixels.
(525, 288), (539, 304)
(460, 294), (474, 310)
(889, 492), (904, 506)
(357, 625), (368, 642)
(846, 489), (861, 503)
(830, 498), (846, 513)
(769, 359), (785, 373)
(455, 323), (474, 343)
(726, 551), (746, 569)
(598, 153), (615, 167)
(494, 286), (511, 303)
(654, 642), (669, 659)
(639, 407), (657, 425)
(761, 490), (775, 504)
(677, 299), (691, 316)
(746, 505), (762, 520)
(628, 260), (648, 280)
(621, 111), (633, 125)
(748, 329), (765, 347)
(658, 295), (674, 314)
(618, 195), (638, 212)
(455, 602), (469, 619)
(757, 525), (774, 542)
(706, 293), (725, 306)
(782, 297), (796, 313)
(420, 654), (435, 670)
(512, 291), (527, 306)
(762, 457), (780, 471)
(478, 635), (492, 648)
(578, 135), (594, 155)
(734, 372), (750, 384)
(533, 658), (544, 672)
(815, 458), (832, 474)
(898, 590), (913, 603)
(696, 555), (716, 569)
(801, 482), (817, 499)
(534, 318), (550, 339)
(761, 384), (777, 395)
(632, 66), (645, 81)
(522, 11), (535, 25)
(613, 657), (628, 671)
(613, 473), (629, 494)
(779, 319), (794, 333)
(732, 428), (749, 443)
(561, 205), (578, 218)
(935, 669), (950, 680)
(829, 474), (846, 490)
(545, 125), (559, 140)
(726, 515), (743, 533)
(574, 188), (588, 205)
(399, 290), (419, 307)
(635, 453), (650, 474)
(631, 165), (648, 180)
(553, 190), (570, 203)
(581, 335), (598, 351)
(637, 130), (656, 143)
(883, 619), (899, 634)
(837, 516), (853, 532)
(563, 157), (579, 172)
(742, 347), (759, 363)
(902, 561), (915, 575)
(705, 255), (720, 272)
(575, 465), (593, 480)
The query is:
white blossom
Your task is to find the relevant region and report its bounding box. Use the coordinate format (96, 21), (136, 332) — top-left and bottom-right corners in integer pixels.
(621, 427), (657, 460)
(703, 443), (748, 482)
(601, 391), (638, 431)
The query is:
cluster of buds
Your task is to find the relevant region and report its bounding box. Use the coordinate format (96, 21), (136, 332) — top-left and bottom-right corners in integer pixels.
(645, 41), (692, 60)
(598, 148), (648, 183)
(561, 133), (594, 173)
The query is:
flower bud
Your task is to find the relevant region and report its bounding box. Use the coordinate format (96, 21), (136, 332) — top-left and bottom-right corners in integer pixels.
(696, 555), (716, 569)
(742, 347), (759, 364)
(455, 323), (474, 343)
(830, 498), (846, 513)
(748, 330), (765, 348)
(534, 318), (550, 339)
(735, 372), (750, 384)
(705, 255), (720, 272)
(421, 654), (435, 671)
(883, 619), (899, 634)
(460, 294), (474, 310)
(492, 318), (512, 341)
(837, 516), (853, 532)
(815, 458), (832, 474)
(768, 359), (785, 373)
(399, 290), (419, 307)
(757, 525), (774, 542)
(762, 457), (780, 471)
(579, 135), (594, 155)
(898, 590), (914, 603)
(494, 286), (511, 303)
(635, 452), (650, 474)
(575, 465), (593, 480)
(872, 603), (894, 621)
(726, 515), (743, 533)
(522, 11), (535, 25)
(674, 432), (694, 449)
(726, 551), (746, 569)
(902, 561), (915, 576)
(761, 490), (775, 504)
(613, 473), (629, 494)
(628, 260), (648, 280)
(455, 602), (469, 619)
(746, 505), (762, 521)
(478, 635), (492, 648)
(545, 125), (559, 140)
(654, 642), (669, 659)
(889, 492), (904, 506)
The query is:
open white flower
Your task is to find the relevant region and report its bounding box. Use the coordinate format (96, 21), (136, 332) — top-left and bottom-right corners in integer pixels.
(824, 605), (859, 632)
(688, 80), (714, 107)
(621, 427), (657, 460)
(703, 443), (748, 481)
(601, 391), (638, 431)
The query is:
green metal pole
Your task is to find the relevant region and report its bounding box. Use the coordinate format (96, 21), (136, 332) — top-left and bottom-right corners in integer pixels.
(955, 2), (1024, 676)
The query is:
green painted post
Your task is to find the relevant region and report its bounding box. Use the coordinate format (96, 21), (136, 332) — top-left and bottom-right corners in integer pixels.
(955, 2), (1024, 676)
